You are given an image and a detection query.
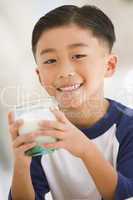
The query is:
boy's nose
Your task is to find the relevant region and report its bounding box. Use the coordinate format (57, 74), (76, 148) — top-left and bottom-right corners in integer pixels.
(57, 64), (76, 79)
(58, 72), (75, 79)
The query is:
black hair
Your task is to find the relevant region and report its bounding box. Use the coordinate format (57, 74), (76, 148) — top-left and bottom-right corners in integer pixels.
(32, 5), (116, 56)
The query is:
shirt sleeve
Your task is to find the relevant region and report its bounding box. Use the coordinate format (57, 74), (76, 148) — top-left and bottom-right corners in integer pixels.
(8, 190), (12, 200)
(115, 129), (133, 200)
(30, 156), (50, 199)
(8, 155), (50, 200)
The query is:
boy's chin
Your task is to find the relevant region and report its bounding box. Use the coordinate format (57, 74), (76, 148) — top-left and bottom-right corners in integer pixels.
(57, 98), (83, 110)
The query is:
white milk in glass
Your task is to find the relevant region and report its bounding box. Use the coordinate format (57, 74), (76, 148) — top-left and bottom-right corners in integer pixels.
(14, 97), (59, 156)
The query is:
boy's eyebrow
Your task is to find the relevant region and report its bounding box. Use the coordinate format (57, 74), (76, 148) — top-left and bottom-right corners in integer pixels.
(40, 43), (89, 56)
(68, 43), (89, 49)
(40, 48), (56, 55)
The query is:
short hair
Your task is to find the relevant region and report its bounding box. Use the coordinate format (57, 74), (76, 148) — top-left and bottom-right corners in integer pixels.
(32, 5), (116, 56)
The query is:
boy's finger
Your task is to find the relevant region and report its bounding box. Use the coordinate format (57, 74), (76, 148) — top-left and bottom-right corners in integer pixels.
(50, 107), (68, 123)
(13, 132), (38, 148)
(17, 142), (36, 154)
(8, 112), (14, 125)
(40, 129), (64, 140)
(9, 120), (23, 140)
(39, 120), (65, 131)
(43, 140), (64, 149)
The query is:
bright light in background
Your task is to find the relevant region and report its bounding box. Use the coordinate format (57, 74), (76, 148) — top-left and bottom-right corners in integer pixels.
(124, 69), (133, 87)
(122, 68), (133, 107)
(104, 66), (133, 108)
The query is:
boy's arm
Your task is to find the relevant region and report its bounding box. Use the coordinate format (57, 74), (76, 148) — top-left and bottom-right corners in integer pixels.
(8, 156), (50, 200)
(8, 158), (35, 200)
(82, 130), (133, 200)
(115, 129), (133, 200)
(8, 112), (50, 200)
(81, 142), (118, 200)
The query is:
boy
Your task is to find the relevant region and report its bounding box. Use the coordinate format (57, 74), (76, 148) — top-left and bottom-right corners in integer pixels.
(8, 5), (133, 200)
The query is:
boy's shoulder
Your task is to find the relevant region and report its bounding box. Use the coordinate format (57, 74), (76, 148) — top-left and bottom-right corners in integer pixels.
(111, 99), (133, 143)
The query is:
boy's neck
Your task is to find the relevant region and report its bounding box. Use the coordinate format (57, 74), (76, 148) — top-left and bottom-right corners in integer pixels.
(59, 98), (110, 129)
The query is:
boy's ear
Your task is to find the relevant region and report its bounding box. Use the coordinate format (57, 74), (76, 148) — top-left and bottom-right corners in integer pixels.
(104, 54), (117, 78)
(35, 67), (42, 85)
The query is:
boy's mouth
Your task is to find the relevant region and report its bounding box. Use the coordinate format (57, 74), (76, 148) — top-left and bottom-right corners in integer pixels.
(57, 82), (84, 92)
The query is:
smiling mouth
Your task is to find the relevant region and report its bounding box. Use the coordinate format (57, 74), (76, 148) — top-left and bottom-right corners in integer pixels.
(57, 82), (84, 92)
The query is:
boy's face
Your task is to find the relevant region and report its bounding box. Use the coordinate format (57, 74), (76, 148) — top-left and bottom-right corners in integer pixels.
(35, 24), (117, 109)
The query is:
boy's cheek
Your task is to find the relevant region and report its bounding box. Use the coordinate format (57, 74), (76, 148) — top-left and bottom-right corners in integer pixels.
(44, 84), (56, 96)
(37, 75), (56, 96)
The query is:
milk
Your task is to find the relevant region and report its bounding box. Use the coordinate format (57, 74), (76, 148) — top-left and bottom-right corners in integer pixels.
(19, 109), (57, 145)
(14, 98), (59, 156)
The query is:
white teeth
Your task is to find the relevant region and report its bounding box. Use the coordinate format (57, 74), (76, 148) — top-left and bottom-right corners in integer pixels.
(59, 84), (81, 91)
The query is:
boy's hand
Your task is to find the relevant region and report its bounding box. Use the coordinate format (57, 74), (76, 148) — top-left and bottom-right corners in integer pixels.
(8, 112), (37, 163)
(39, 108), (92, 158)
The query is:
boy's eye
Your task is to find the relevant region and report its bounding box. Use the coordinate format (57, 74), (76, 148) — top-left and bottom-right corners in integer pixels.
(43, 59), (56, 64)
(72, 54), (87, 60)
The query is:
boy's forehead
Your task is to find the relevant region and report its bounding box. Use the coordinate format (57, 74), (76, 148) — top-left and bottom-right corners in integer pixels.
(36, 25), (108, 55)
(39, 25), (93, 44)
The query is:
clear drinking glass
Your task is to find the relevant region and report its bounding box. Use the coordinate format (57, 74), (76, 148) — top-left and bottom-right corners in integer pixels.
(13, 97), (59, 157)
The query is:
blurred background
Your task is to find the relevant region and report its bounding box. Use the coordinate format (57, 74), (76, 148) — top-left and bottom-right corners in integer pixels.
(0, 0), (133, 199)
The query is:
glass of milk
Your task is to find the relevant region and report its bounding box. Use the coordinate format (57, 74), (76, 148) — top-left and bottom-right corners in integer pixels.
(14, 97), (59, 157)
